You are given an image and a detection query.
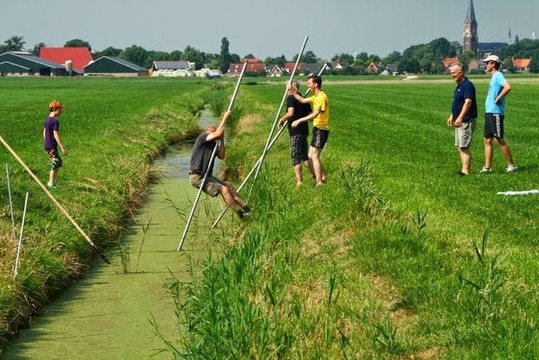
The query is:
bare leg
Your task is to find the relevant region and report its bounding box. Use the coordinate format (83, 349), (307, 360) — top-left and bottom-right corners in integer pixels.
(220, 183), (248, 210)
(293, 163), (303, 187)
(49, 169), (58, 185)
(483, 137), (493, 168)
(495, 138), (515, 165)
(458, 147), (471, 174)
(304, 159), (315, 179)
(309, 146), (325, 185)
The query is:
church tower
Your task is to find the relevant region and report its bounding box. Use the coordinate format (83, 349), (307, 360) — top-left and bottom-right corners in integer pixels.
(463, 0), (478, 55)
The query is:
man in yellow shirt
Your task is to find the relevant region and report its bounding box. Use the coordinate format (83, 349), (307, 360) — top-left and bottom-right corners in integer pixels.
(291, 75), (329, 186)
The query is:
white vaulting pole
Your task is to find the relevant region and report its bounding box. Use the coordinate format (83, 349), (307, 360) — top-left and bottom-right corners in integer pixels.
(0, 135), (111, 264)
(247, 35), (309, 198)
(177, 62), (247, 251)
(210, 60), (328, 229)
(14, 192), (28, 278)
(210, 124), (288, 228)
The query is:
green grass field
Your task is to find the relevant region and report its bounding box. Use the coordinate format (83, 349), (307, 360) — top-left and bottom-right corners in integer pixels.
(0, 77), (207, 350)
(169, 78), (539, 358)
(1, 76), (539, 358)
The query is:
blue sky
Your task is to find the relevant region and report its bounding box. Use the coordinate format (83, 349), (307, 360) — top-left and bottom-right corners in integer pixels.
(2, 0), (538, 60)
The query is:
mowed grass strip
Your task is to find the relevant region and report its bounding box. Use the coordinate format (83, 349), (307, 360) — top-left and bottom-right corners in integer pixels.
(170, 79), (539, 358)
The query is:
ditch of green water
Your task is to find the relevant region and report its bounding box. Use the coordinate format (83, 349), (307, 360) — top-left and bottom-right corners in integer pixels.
(3, 110), (220, 359)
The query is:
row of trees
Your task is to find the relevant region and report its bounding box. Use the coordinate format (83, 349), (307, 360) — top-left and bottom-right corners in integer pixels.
(2, 35), (539, 75)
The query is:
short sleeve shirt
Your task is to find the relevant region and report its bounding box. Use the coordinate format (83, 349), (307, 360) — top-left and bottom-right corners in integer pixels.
(310, 91), (329, 130)
(485, 71), (507, 114)
(452, 77), (477, 121)
(44, 116), (59, 149)
(286, 94), (310, 136)
(190, 131), (217, 176)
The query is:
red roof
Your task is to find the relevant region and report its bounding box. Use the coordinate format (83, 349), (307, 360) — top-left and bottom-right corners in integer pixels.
(240, 57), (261, 63)
(442, 57), (459, 68)
(39, 47), (94, 72)
(227, 63), (265, 75)
(513, 58), (531, 68)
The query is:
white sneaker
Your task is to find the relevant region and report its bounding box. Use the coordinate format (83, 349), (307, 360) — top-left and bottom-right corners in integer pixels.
(480, 167), (492, 173)
(506, 164), (518, 173)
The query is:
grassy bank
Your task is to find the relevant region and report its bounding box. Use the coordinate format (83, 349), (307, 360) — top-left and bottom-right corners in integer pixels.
(0, 77), (228, 350)
(167, 79), (539, 358)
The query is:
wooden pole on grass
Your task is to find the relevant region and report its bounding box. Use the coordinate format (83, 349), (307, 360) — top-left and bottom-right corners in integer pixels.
(0, 135), (111, 264)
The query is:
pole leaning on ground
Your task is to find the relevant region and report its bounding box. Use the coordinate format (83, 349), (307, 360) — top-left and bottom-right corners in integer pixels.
(210, 61), (329, 229)
(247, 35), (309, 199)
(0, 135), (111, 264)
(177, 62), (248, 251)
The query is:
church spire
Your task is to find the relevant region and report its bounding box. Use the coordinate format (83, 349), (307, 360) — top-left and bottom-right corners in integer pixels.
(465, 0), (477, 25)
(463, 0), (478, 55)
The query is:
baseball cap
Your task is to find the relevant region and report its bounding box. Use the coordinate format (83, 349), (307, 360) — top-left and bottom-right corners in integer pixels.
(482, 54), (502, 64)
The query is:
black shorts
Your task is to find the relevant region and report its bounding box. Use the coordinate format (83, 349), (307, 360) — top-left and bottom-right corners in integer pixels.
(484, 113), (504, 138)
(311, 127), (329, 149)
(290, 134), (309, 165)
(46, 148), (63, 171)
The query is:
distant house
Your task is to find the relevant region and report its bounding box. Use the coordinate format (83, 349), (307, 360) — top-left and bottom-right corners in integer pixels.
(302, 63), (322, 75)
(513, 58), (532, 73)
(151, 60), (193, 71)
(150, 60), (194, 77)
(365, 62), (378, 74)
(266, 64), (286, 77)
(84, 56), (148, 77)
(227, 62), (265, 76)
(0, 51), (70, 76)
(283, 62), (298, 75)
(330, 61), (343, 70)
(468, 59), (481, 72)
(442, 57), (460, 69)
(386, 63), (399, 75)
(478, 42), (508, 59)
(241, 57), (262, 64)
(39, 47), (94, 73)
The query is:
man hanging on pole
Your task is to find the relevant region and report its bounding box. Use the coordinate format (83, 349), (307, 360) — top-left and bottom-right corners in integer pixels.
(189, 111), (251, 219)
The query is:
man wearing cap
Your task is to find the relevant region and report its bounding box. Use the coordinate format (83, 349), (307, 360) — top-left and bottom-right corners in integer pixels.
(480, 54), (517, 173)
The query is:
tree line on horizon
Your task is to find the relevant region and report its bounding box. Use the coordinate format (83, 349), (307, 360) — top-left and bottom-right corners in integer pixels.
(2, 35), (539, 75)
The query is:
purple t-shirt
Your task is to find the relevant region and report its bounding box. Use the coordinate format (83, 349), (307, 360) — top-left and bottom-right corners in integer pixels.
(44, 116), (59, 149)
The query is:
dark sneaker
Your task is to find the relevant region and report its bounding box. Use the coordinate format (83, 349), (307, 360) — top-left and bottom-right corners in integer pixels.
(236, 209), (245, 219)
(242, 205), (252, 215)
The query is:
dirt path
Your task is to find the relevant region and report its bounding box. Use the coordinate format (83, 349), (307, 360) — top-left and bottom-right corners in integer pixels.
(3, 113), (219, 359)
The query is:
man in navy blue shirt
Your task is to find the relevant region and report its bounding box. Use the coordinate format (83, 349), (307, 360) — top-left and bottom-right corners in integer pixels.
(446, 63), (477, 176)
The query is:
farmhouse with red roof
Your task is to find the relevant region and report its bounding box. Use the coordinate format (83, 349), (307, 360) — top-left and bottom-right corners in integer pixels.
(39, 47), (94, 73)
